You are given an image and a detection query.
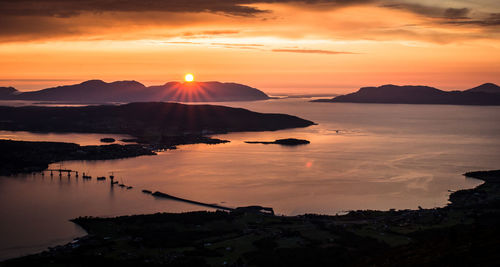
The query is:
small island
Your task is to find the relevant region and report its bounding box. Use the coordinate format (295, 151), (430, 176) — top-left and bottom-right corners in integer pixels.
(245, 138), (310, 146)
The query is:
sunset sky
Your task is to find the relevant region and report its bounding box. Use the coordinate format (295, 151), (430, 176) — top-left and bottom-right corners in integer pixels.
(1, 0), (499, 94)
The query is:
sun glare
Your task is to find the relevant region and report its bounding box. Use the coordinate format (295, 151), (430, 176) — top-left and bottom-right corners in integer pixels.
(184, 73), (194, 82)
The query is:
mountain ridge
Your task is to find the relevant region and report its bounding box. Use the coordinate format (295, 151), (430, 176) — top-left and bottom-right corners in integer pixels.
(312, 83), (500, 105)
(0, 80), (270, 102)
(465, 83), (500, 94)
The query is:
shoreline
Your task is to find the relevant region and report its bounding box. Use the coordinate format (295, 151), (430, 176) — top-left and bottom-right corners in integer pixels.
(3, 170), (499, 266)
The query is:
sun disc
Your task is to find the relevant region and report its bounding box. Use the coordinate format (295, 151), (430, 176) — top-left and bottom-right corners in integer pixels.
(184, 73), (194, 82)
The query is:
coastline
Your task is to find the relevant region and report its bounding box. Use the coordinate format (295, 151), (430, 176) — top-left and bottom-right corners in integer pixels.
(0, 137), (229, 176)
(2, 170), (499, 266)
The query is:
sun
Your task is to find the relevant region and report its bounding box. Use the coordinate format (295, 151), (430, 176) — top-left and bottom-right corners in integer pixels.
(184, 73), (194, 82)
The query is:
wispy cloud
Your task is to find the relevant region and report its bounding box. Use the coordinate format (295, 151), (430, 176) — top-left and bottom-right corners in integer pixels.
(210, 43), (264, 47)
(272, 49), (356, 55)
(164, 41), (263, 47)
(182, 30), (240, 37)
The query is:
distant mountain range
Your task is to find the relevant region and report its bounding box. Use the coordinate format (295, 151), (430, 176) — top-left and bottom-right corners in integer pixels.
(0, 80), (270, 102)
(312, 83), (500, 105)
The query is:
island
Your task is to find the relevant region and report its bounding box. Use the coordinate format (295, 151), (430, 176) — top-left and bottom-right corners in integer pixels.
(0, 102), (313, 139)
(245, 138), (310, 146)
(0, 80), (270, 102)
(312, 83), (500, 105)
(3, 170), (499, 266)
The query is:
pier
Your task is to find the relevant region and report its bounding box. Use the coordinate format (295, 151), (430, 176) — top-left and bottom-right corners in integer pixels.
(46, 169), (79, 177)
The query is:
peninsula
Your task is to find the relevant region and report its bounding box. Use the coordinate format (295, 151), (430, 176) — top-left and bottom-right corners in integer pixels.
(312, 83), (500, 105)
(0, 80), (270, 102)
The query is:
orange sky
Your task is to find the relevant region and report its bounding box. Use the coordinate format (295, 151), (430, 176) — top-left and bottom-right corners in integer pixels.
(1, 0), (499, 94)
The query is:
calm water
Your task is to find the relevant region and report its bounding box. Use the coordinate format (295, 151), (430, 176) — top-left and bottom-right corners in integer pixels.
(1, 99), (500, 260)
(0, 130), (135, 146)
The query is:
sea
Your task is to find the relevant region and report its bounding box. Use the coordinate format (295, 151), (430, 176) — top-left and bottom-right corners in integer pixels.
(1, 98), (500, 260)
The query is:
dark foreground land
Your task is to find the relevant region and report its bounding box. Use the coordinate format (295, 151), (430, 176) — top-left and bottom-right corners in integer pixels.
(3, 170), (500, 266)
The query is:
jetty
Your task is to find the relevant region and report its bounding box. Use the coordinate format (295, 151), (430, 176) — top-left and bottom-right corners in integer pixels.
(152, 191), (234, 211)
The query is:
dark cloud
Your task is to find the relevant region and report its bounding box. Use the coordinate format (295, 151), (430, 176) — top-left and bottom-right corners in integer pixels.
(443, 8), (470, 19)
(379, 2), (500, 28)
(0, 0), (493, 20)
(272, 49), (355, 54)
(0, 0), (375, 41)
(381, 3), (471, 19)
(0, 0), (375, 18)
(0, 0), (264, 17)
(443, 13), (500, 26)
(0, 0), (498, 42)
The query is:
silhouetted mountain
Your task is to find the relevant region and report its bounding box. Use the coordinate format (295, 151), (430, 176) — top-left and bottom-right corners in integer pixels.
(0, 86), (18, 97)
(465, 83), (500, 94)
(312, 83), (500, 105)
(0, 102), (314, 138)
(0, 80), (270, 102)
